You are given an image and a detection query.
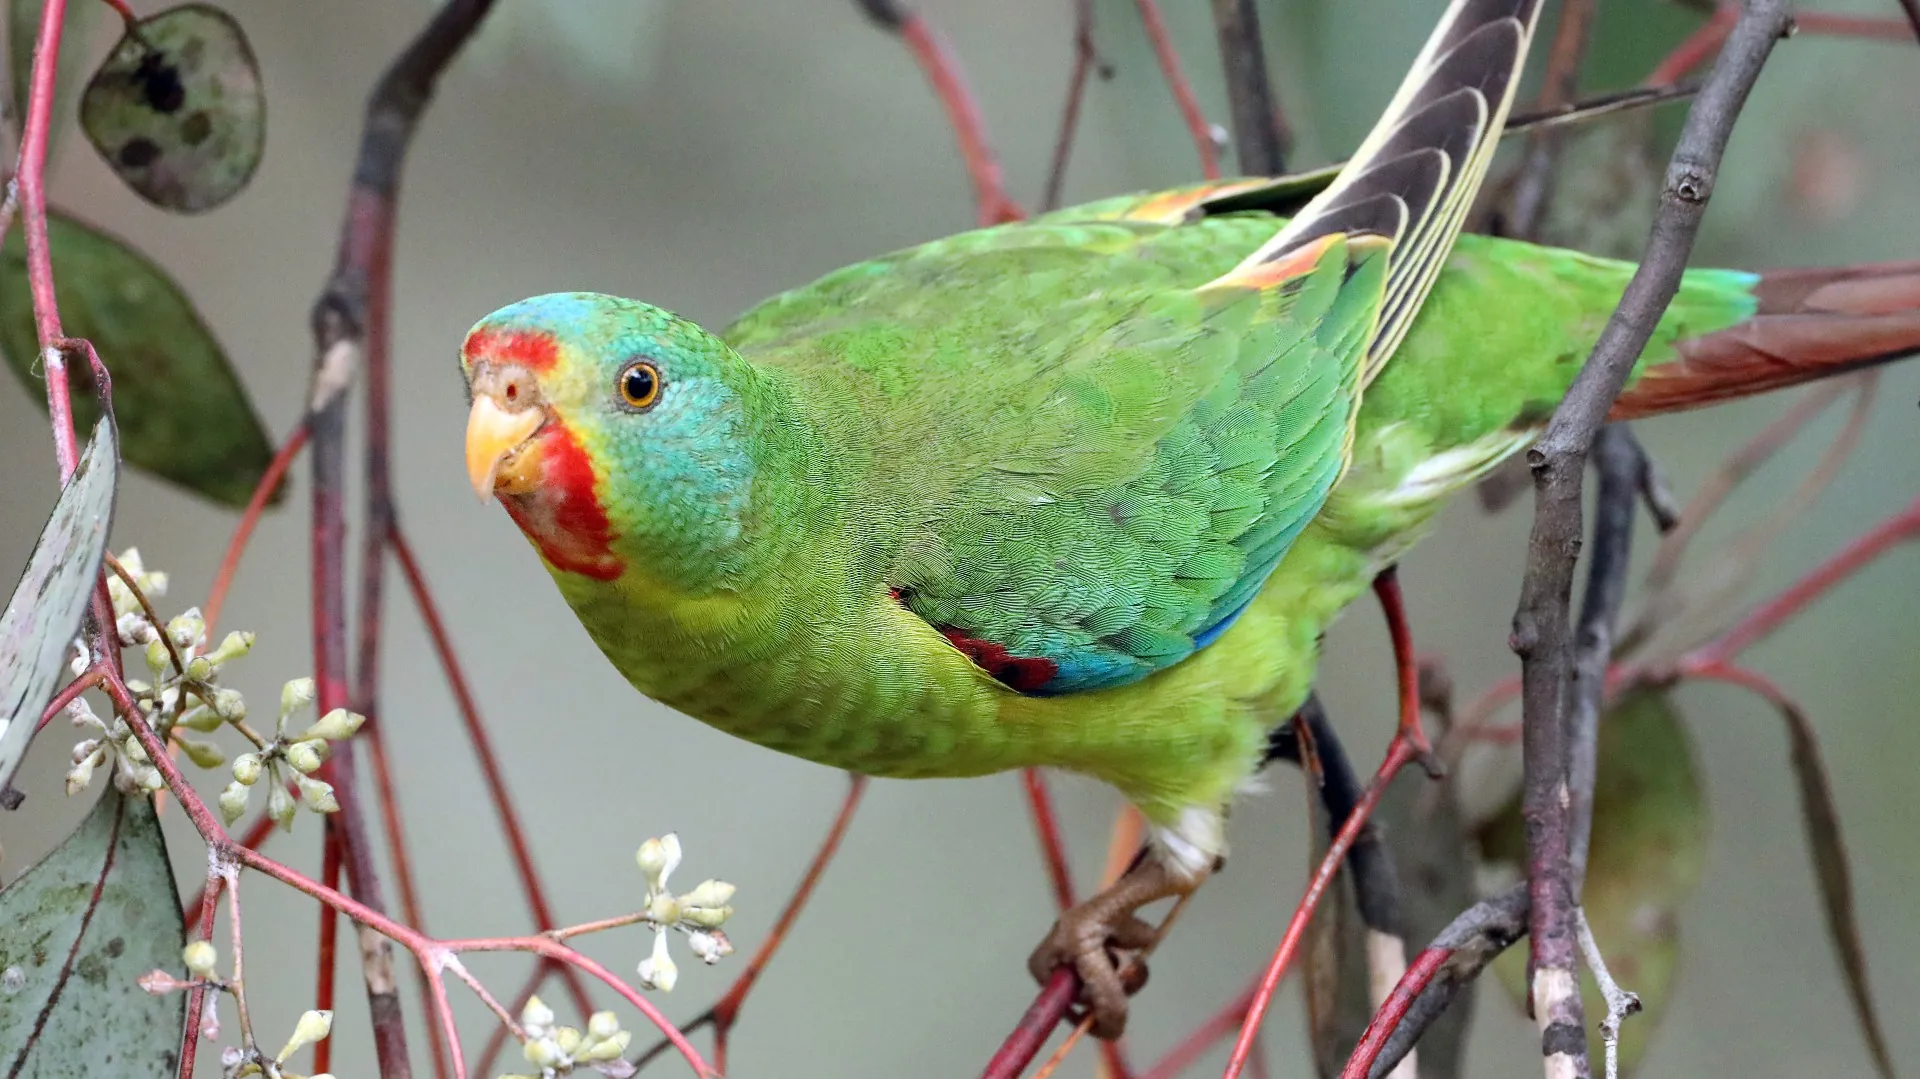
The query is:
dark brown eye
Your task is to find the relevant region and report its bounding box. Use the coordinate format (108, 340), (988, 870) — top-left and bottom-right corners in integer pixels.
(617, 361), (661, 410)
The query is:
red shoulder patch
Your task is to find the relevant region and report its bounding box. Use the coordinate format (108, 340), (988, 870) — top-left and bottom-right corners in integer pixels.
(938, 627), (1058, 694)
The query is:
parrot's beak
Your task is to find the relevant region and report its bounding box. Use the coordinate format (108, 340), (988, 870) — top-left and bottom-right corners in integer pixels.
(465, 394), (546, 502)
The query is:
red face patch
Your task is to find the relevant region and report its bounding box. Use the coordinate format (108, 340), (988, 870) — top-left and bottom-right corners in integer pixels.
(464, 328), (559, 374)
(498, 423), (622, 582)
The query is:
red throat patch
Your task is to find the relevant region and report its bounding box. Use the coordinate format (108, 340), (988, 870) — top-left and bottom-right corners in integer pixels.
(464, 328), (559, 373)
(498, 423), (623, 582)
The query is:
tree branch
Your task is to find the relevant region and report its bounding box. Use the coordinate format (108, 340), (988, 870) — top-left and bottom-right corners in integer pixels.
(1508, 3), (1790, 1076)
(1211, 0), (1288, 175)
(303, 2), (501, 1074)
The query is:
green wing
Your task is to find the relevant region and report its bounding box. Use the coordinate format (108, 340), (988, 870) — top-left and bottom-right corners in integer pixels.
(721, 0), (1543, 694)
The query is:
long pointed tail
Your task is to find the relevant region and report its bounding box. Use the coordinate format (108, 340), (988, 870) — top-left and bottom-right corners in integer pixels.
(1611, 260), (1920, 419)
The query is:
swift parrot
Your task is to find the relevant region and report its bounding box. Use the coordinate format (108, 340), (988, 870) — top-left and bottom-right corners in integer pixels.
(458, 0), (1920, 1036)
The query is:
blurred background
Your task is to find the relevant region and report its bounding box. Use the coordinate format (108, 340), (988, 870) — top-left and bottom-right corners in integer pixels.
(2, 0), (1917, 1074)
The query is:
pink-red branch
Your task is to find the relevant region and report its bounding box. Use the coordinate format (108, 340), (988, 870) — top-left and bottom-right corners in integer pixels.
(1134, 0), (1222, 179)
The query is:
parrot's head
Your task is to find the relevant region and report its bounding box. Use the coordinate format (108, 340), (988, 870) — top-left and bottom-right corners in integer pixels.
(459, 292), (766, 589)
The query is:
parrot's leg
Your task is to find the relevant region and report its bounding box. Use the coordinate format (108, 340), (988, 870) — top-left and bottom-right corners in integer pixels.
(1027, 845), (1213, 1040)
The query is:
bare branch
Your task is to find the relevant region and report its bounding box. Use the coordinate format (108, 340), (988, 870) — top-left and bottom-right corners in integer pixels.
(1211, 0), (1288, 175)
(1509, 2), (1791, 1076)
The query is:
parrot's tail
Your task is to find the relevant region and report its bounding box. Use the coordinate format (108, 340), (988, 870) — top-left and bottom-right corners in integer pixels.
(1611, 259), (1920, 419)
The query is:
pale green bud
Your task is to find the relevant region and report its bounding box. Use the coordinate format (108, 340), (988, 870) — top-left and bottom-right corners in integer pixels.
(583, 1029), (632, 1062)
(267, 779), (296, 831)
(181, 940), (217, 978)
(137, 767), (166, 793)
(231, 753), (262, 786)
(280, 678), (317, 718)
(285, 740), (325, 775)
(646, 894), (681, 926)
(524, 1036), (565, 1068)
(211, 688), (246, 721)
(686, 929), (733, 965)
(218, 781), (251, 825)
(71, 738), (101, 764)
(636, 833), (681, 892)
(123, 736), (149, 764)
(166, 609), (205, 651)
(586, 1011), (621, 1041)
(302, 708), (364, 743)
(65, 754), (98, 796)
(275, 1008), (333, 1063)
(186, 656), (214, 682)
(679, 879), (735, 910)
(176, 706), (224, 733)
(637, 931), (678, 992)
(553, 1026), (583, 1056)
(521, 994), (555, 1037)
(296, 775), (339, 814)
(205, 630), (254, 667)
(679, 904), (733, 930)
(179, 739), (226, 770)
(144, 640), (170, 675)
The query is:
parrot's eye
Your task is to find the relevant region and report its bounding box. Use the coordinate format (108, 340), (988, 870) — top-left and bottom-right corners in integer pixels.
(617, 361), (662, 411)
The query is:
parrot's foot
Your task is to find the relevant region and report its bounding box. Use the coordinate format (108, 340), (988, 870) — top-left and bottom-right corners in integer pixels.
(1027, 854), (1207, 1040)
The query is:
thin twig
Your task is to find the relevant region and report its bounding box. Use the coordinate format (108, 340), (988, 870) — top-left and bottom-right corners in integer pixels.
(1508, 2), (1789, 1074)
(1043, 0), (1106, 212)
(1134, 0), (1222, 179)
(1211, 0), (1288, 175)
(1575, 910), (1641, 1079)
(1503, 0), (1599, 239)
(854, 0), (1024, 223)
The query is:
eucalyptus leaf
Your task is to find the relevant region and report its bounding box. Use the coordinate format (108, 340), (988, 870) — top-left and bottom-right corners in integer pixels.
(0, 210), (277, 508)
(0, 789), (186, 1077)
(79, 3), (262, 213)
(0, 419), (117, 808)
(1479, 691), (1707, 1075)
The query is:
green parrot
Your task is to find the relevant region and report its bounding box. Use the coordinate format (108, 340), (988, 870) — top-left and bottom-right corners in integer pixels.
(458, 0), (1920, 1036)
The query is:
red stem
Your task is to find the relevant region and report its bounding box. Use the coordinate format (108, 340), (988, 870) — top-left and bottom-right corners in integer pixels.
(364, 708), (455, 1079)
(1682, 492), (1920, 670)
(1133, 0), (1222, 179)
(894, 13), (1025, 225)
(36, 667), (104, 733)
(18, 0), (78, 479)
(313, 827), (343, 1076)
(1337, 946), (1449, 1079)
(712, 774), (868, 1028)
(205, 423), (309, 636)
(1022, 769), (1077, 911)
(389, 526), (598, 1018)
(1222, 736), (1420, 1079)
(1139, 975), (1259, 1079)
(980, 968), (1079, 1079)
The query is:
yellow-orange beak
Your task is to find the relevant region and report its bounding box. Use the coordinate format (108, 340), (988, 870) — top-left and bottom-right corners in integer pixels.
(465, 395), (546, 502)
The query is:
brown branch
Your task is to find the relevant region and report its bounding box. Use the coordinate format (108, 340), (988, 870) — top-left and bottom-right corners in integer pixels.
(1507, 2), (1790, 1075)
(1042, 0), (1108, 211)
(1503, 0), (1600, 239)
(303, 2), (501, 1075)
(1210, 0), (1288, 175)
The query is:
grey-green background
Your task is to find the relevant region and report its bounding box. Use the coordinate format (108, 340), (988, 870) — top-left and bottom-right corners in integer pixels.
(2, 1), (1917, 1075)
